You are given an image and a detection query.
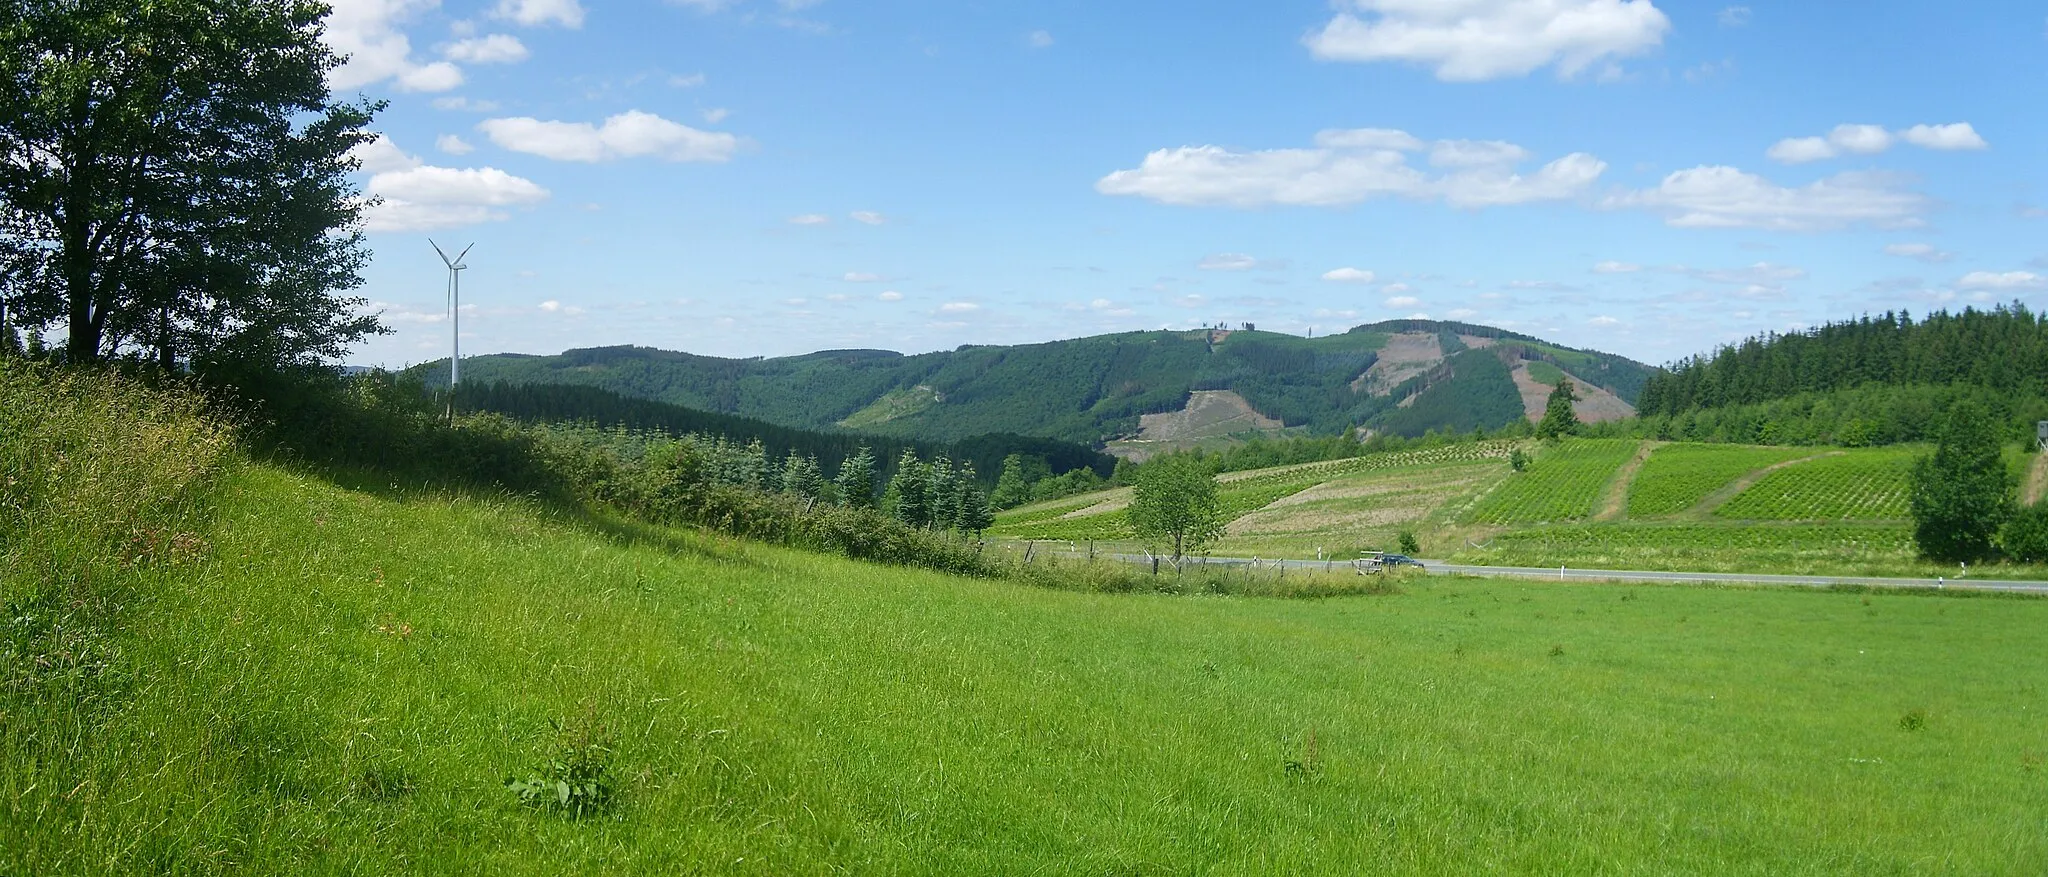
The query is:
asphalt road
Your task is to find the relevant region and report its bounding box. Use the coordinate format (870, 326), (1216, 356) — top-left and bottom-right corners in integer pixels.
(1034, 548), (2048, 595)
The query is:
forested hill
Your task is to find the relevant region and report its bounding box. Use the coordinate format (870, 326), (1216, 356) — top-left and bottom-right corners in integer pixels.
(446, 321), (1656, 446)
(456, 381), (1116, 483)
(1639, 305), (2048, 414)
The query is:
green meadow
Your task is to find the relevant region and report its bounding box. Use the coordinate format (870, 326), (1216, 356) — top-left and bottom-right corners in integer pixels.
(7, 366), (2048, 873)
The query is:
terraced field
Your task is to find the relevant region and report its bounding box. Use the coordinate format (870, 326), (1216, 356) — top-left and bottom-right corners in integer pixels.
(1465, 439), (1640, 524)
(1715, 447), (1921, 521)
(1215, 459), (1508, 558)
(1452, 521), (1918, 575)
(1626, 443), (1819, 518)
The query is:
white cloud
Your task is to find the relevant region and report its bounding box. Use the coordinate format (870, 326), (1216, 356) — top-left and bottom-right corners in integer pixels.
(937, 302), (980, 314)
(850, 211), (887, 225)
(1321, 267), (1377, 283)
(1592, 260), (1640, 273)
(352, 136), (549, 232)
(701, 108), (731, 124)
(670, 73), (707, 88)
(435, 134), (475, 155)
(1447, 308), (1480, 320)
(1304, 0), (1672, 82)
(432, 96), (501, 112)
(1197, 253), (1261, 271)
(323, 0), (440, 91)
(493, 0), (585, 28)
(1027, 29), (1053, 48)
(397, 61), (464, 92)
(478, 111), (739, 162)
(1385, 295), (1421, 308)
(1097, 128), (1605, 209)
(442, 33), (529, 64)
(1429, 140), (1531, 168)
(877, 291), (904, 302)
(788, 214), (831, 225)
(1957, 271), (2045, 291)
(1883, 242), (1952, 263)
(1606, 166), (1925, 231)
(537, 300), (583, 315)
(1899, 123), (1988, 151)
(350, 134), (422, 174)
(1381, 282), (1412, 294)
(843, 272), (883, 283)
(1768, 122), (1988, 163)
(1589, 315), (1622, 326)
(1718, 5), (1750, 26)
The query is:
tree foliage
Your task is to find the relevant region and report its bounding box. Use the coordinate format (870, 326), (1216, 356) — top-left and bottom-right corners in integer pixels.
(1127, 454), (1225, 564)
(0, 0), (383, 367)
(1536, 379), (1580, 440)
(1908, 400), (2013, 562)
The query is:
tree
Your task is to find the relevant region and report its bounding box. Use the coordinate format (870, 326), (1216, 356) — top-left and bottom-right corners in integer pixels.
(927, 456), (960, 530)
(989, 454), (1035, 510)
(1536, 378), (1580, 439)
(835, 446), (877, 508)
(2002, 502), (2048, 563)
(883, 449), (931, 528)
(954, 463), (993, 536)
(0, 0), (384, 367)
(1909, 400), (2014, 562)
(780, 451), (824, 500)
(1127, 454), (1225, 566)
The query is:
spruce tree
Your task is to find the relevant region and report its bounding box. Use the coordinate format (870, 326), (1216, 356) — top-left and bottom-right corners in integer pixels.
(989, 454), (1034, 510)
(955, 463), (994, 535)
(836, 446), (877, 508)
(884, 449), (931, 528)
(928, 457), (960, 530)
(1910, 400), (2014, 562)
(1536, 378), (1580, 440)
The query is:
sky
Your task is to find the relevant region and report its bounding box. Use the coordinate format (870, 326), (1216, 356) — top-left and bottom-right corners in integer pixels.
(331, 0), (2048, 369)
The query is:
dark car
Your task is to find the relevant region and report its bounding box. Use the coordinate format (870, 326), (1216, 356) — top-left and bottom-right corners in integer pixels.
(1380, 554), (1425, 569)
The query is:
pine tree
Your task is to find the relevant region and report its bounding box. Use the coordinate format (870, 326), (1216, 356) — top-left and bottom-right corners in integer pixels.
(1536, 379), (1580, 440)
(1909, 400), (2014, 562)
(884, 449), (931, 528)
(928, 456), (960, 530)
(836, 446), (877, 507)
(782, 452), (824, 499)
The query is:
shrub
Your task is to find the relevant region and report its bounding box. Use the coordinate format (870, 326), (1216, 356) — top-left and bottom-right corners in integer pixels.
(2001, 503), (2048, 563)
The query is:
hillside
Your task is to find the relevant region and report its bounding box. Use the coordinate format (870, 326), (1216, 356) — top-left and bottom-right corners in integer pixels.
(8, 361), (2046, 873)
(1636, 305), (2048, 445)
(448, 321), (1656, 450)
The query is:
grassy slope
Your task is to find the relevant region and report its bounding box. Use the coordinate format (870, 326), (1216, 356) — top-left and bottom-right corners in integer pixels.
(10, 462), (2048, 873)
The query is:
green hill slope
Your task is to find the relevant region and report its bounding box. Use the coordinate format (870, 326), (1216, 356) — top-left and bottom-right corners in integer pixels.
(448, 321), (1657, 448)
(6, 370), (2046, 872)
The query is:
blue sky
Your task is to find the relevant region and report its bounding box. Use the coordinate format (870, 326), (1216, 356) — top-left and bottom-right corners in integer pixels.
(332, 0), (2048, 368)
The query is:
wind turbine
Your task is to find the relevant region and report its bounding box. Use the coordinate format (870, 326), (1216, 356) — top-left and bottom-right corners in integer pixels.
(430, 240), (474, 388)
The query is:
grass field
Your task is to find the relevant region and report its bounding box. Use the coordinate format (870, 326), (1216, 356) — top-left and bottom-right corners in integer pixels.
(10, 465), (2048, 873)
(9, 365), (2048, 872)
(1627, 443), (1820, 519)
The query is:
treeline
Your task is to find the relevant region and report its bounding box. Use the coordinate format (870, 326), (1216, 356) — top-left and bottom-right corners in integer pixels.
(1639, 305), (2048, 417)
(453, 380), (1115, 486)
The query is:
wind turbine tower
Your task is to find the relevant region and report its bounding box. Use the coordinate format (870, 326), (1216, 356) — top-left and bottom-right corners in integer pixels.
(430, 240), (474, 388)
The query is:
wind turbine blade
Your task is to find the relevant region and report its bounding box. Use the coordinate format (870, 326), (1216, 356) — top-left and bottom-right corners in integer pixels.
(430, 239), (453, 266)
(456, 243), (475, 264)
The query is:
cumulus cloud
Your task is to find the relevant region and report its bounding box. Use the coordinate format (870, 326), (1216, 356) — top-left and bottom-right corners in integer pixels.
(435, 134), (475, 155)
(701, 108), (731, 124)
(878, 290), (904, 302)
(1605, 166), (1925, 231)
(493, 0), (585, 28)
(1589, 315), (1622, 326)
(1767, 122), (1987, 163)
(1027, 29), (1053, 48)
(670, 73), (707, 88)
(850, 211), (887, 225)
(1322, 267), (1377, 283)
(324, 0), (447, 91)
(1304, 0), (1671, 81)
(431, 96), (501, 112)
(1718, 5), (1750, 26)
(1957, 271), (2045, 291)
(442, 33), (529, 64)
(1592, 260), (1640, 273)
(1097, 127), (1605, 209)
(350, 135), (549, 231)
(397, 62), (464, 92)
(1883, 242), (1952, 263)
(937, 302), (980, 314)
(1385, 295), (1421, 308)
(788, 213), (831, 225)
(478, 111), (739, 162)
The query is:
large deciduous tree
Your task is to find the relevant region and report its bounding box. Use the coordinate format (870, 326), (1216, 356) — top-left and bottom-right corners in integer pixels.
(0, 0), (384, 367)
(1909, 400), (2014, 562)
